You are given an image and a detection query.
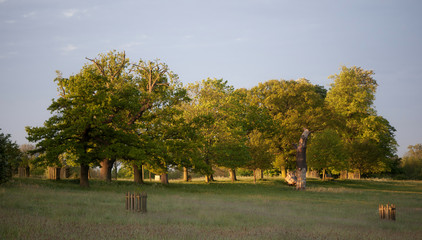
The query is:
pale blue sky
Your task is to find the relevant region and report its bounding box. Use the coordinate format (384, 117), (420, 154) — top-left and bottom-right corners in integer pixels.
(1, 0), (421, 157)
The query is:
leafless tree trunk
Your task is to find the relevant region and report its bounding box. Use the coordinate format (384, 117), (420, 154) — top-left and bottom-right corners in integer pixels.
(294, 129), (310, 190)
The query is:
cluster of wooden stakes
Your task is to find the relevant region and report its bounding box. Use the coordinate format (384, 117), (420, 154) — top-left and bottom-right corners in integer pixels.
(379, 204), (396, 221)
(125, 192), (147, 213)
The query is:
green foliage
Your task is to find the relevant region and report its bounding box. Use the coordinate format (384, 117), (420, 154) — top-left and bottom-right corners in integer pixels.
(26, 51), (188, 186)
(402, 144), (422, 179)
(325, 66), (398, 176)
(245, 130), (274, 171)
(25, 57), (399, 184)
(250, 79), (327, 170)
(326, 66), (377, 118)
(182, 78), (251, 177)
(117, 164), (134, 179)
(236, 168), (253, 176)
(0, 129), (21, 183)
(307, 129), (347, 177)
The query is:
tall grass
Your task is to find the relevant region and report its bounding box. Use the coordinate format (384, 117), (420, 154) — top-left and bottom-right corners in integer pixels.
(1, 177), (421, 239)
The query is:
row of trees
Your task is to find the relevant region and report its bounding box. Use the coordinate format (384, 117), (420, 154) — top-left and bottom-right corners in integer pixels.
(23, 51), (399, 187)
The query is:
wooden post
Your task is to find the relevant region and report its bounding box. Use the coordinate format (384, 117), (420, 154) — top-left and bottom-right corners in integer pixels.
(126, 192), (147, 213)
(389, 204), (396, 221)
(131, 193), (135, 211)
(379, 204), (384, 219)
(136, 193), (141, 212)
(379, 204), (396, 221)
(125, 192), (129, 210)
(141, 192), (147, 213)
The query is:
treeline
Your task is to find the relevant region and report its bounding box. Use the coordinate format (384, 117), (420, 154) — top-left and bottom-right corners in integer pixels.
(3, 50), (407, 186)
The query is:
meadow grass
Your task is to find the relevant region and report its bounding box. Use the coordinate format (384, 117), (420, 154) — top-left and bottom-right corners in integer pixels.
(1, 177), (421, 240)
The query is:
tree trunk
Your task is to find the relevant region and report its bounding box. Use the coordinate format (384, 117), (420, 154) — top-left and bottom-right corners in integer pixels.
(160, 173), (169, 184)
(113, 161), (118, 180)
(322, 168), (326, 181)
(295, 129), (310, 190)
(253, 169), (257, 184)
(25, 166), (30, 177)
(355, 169), (361, 179)
(100, 158), (115, 182)
(80, 164), (90, 187)
(133, 163), (144, 184)
(183, 167), (189, 182)
(141, 165), (145, 181)
(205, 175), (210, 183)
(281, 167), (286, 179)
(229, 168), (237, 182)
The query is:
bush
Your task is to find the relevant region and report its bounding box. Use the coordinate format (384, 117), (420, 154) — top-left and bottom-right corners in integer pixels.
(401, 144), (422, 180)
(0, 130), (21, 184)
(237, 168), (253, 177)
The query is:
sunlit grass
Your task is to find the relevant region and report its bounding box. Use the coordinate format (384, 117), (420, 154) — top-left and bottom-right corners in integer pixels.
(1, 177), (421, 239)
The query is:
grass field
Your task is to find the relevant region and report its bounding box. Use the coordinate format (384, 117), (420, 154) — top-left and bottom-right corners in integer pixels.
(1, 177), (422, 240)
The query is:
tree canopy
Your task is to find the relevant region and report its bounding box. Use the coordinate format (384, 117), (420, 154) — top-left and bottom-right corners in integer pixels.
(25, 53), (399, 185)
(26, 51), (188, 186)
(0, 129), (21, 184)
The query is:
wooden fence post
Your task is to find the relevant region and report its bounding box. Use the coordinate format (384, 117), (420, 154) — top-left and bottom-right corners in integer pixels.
(125, 192), (129, 210)
(379, 204), (396, 221)
(125, 192), (147, 213)
(379, 204), (384, 219)
(389, 204), (396, 221)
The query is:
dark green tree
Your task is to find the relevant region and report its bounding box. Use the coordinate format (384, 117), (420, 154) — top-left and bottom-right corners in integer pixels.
(0, 129), (21, 184)
(26, 51), (141, 187)
(401, 144), (422, 179)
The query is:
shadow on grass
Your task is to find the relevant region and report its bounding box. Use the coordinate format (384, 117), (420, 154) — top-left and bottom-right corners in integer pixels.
(6, 176), (422, 196)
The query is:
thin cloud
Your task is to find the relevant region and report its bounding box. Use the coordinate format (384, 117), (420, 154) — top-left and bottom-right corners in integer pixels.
(23, 11), (36, 18)
(63, 9), (78, 18)
(62, 44), (78, 52)
(62, 9), (88, 18)
(120, 41), (144, 49)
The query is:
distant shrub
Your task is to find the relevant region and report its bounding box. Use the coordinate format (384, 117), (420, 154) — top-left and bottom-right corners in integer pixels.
(0, 130), (21, 184)
(401, 144), (422, 180)
(237, 168), (253, 177)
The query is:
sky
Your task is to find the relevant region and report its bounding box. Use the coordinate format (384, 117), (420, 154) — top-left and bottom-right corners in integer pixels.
(0, 0), (421, 157)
